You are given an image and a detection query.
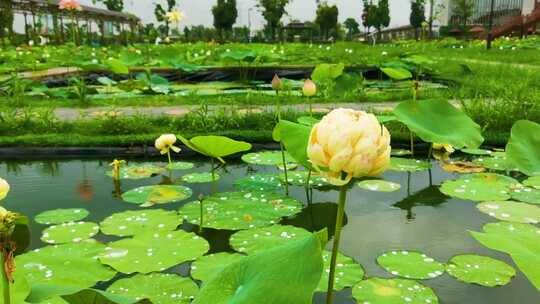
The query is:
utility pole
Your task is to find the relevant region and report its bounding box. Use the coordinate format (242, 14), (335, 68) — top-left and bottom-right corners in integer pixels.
(486, 0), (495, 50)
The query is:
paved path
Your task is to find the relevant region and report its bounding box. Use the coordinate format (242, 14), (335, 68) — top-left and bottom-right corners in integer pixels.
(53, 102), (399, 121)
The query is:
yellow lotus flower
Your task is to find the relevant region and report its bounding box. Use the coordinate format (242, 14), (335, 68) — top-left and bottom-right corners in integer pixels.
(0, 178), (10, 201)
(307, 109), (391, 186)
(109, 159), (126, 180)
(302, 79), (317, 97)
(155, 134), (181, 155)
(166, 9), (184, 24)
(433, 143), (455, 154)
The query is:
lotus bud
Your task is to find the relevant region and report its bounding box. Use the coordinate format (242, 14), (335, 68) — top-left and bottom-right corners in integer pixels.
(307, 108), (391, 186)
(155, 134), (181, 155)
(0, 178), (10, 201)
(302, 79), (317, 97)
(271, 74), (283, 91)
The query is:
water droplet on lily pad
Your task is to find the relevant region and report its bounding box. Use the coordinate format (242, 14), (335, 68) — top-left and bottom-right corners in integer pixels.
(41, 221), (99, 244)
(377, 250), (445, 280)
(191, 252), (245, 283)
(99, 230), (209, 274)
(241, 151), (295, 166)
(230, 225), (311, 254)
(352, 278), (439, 304)
(477, 201), (540, 224)
(316, 251), (365, 292)
(106, 164), (166, 180)
(391, 149), (413, 156)
(280, 171), (331, 188)
(100, 209), (181, 237)
(446, 254), (515, 287)
(122, 185), (192, 207)
(472, 154), (517, 171)
(357, 180), (401, 192)
(179, 192), (303, 230)
(389, 158), (431, 172)
(440, 173), (520, 202)
(181, 172), (220, 184)
(167, 161), (195, 171)
(523, 176), (540, 190)
(35, 208), (89, 225)
(511, 186), (540, 205)
(233, 174), (283, 192)
(461, 148), (493, 156)
(107, 273), (199, 304)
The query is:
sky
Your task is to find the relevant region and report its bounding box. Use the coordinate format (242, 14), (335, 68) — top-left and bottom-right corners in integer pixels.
(80, 0), (414, 30)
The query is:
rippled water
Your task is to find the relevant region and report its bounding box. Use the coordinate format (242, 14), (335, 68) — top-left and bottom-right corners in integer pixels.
(1, 158), (539, 304)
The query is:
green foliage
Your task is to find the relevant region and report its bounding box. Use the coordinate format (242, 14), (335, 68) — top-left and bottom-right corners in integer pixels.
(343, 18), (360, 40)
(212, 0), (238, 38)
(257, 0), (291, 40)
(506, 120), (540, 176)
(453, 0), (475, 25)
(177, 135), (252, 163)
(315, 3), (339, 40)
(410, 0), (426, 30)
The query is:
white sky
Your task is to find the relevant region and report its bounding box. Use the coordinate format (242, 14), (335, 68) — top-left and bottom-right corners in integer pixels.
(82, 0), (414, 30)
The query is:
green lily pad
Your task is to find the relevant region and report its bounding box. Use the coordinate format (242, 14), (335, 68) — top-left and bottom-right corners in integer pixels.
(167, 161), (195, 170)
(391, 149), (413, 156)
(191, 253), (246, 283)
(472, 154), (516, 171)
(35, 208), (89, 225)
(122, 185), (192, 207)
(106, 164), (166, 180)
(389, 158), (431, 172)
(280, 171), (331, 188)
(446, 254), (515, 287)
(440, 173), (520, 202)
(471, 222), (540, 291)
(523, 176), (540, 189)
(181, 172), (220, 184)
(357, 180), (401, 192)
(233, 174), (283, 192)
(477, 201), (540, 224)
(16, 240), (116, 291)
(230, 225), (312, 254)
(316, 251), (365, 292)
(107, 273), (199, 304)
(377, 250), (445, 280)
(394, 99), (484, 149)
(511, 186), (540, 204)
(352, 278), (439, 304)
(99, 230), (209, 274)
(461, 148), (494, 155)
(506, 120), (540, 176)
(100, 209), (181, 237)
(179, 191), (303, 230)
(241, 151), (295, 166)
(192, 232), (324, 304)
(41, 221), (100, 244)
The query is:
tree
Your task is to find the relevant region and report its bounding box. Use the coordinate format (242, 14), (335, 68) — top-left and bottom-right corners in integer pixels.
(374, 0), (390, 39)
(344, 18), (360, 40)
(453, 0), (474, 26)
(362, 0), (377, 36)
(93, 0), (124, 11)
(315, 2), (339, 41)
(212, 0), (238, 41)
(155, 0), (177, 35)
(427, 0), (434, 38)
(0, 0), (14, 45)
(257, 0), (291, 41)
(410, 0), (425, 39)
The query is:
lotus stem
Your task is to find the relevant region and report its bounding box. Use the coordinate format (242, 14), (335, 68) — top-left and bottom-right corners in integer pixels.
(326, 185), (348, 304)
(304, 170), (312, 205)
(280, 143), (289, 196)
(199, 198), (204, 234)
(309, 97), (313, 117)
(1, 250), (10, 304)
(210, 158), (217, 195)
(167, 150), (172, 165)
(410, 131), (415, 156)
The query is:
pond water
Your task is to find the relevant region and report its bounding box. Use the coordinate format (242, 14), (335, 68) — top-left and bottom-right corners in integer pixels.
(2, 157), (539, 304)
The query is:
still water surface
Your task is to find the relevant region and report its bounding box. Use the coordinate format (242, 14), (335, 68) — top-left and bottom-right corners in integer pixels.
(1, 158), (538, 304)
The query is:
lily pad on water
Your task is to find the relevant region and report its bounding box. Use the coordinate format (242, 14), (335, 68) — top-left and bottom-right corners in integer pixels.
(477, 201), (540, 224)
(35, 208), (89, 225)
(472, 154), (516, 171)
(389, 158), (431, 172)
(471, 222), (540, 291)
(352, 278), (439, 304)
(280, 171), (331, 188)
(230, 225), (312, 254)
(107, 273), (199, 304)
(178, 135), (252, 164)
(461, 148), (493, 156)
(100, 209), (181, 237)
(440, 173), (520, 202)
(41, 221), (100, 244)
(192, 232), (324, 304)
(377, 250), (445, 280)
(391, 149), (413, 156)
(523, 176), (540, 189)
(122, 185), (192, 207)
(506, 120), (540, 176)
(441, 161), (485, 174)
(181, 172), (220, 184)
(241, 151), (295, 166)
(16, 240), (116, 295)
(357, 180), (401, 192)
(99, 230), (209, 274)
(316, 251), (365, 292)
(191, 253), (246, 283)
(106, 164), (166, 180)
(233, 174), (283, 192)
(511, 186), (540, 205)
(167, 161), (195, 170)
(178, 191), (303, 230)
(446, 254), (515, 287)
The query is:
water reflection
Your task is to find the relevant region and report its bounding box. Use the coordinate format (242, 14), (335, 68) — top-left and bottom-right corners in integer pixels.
(282, 203), (344, 240)
(393, 185), (449, 220)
